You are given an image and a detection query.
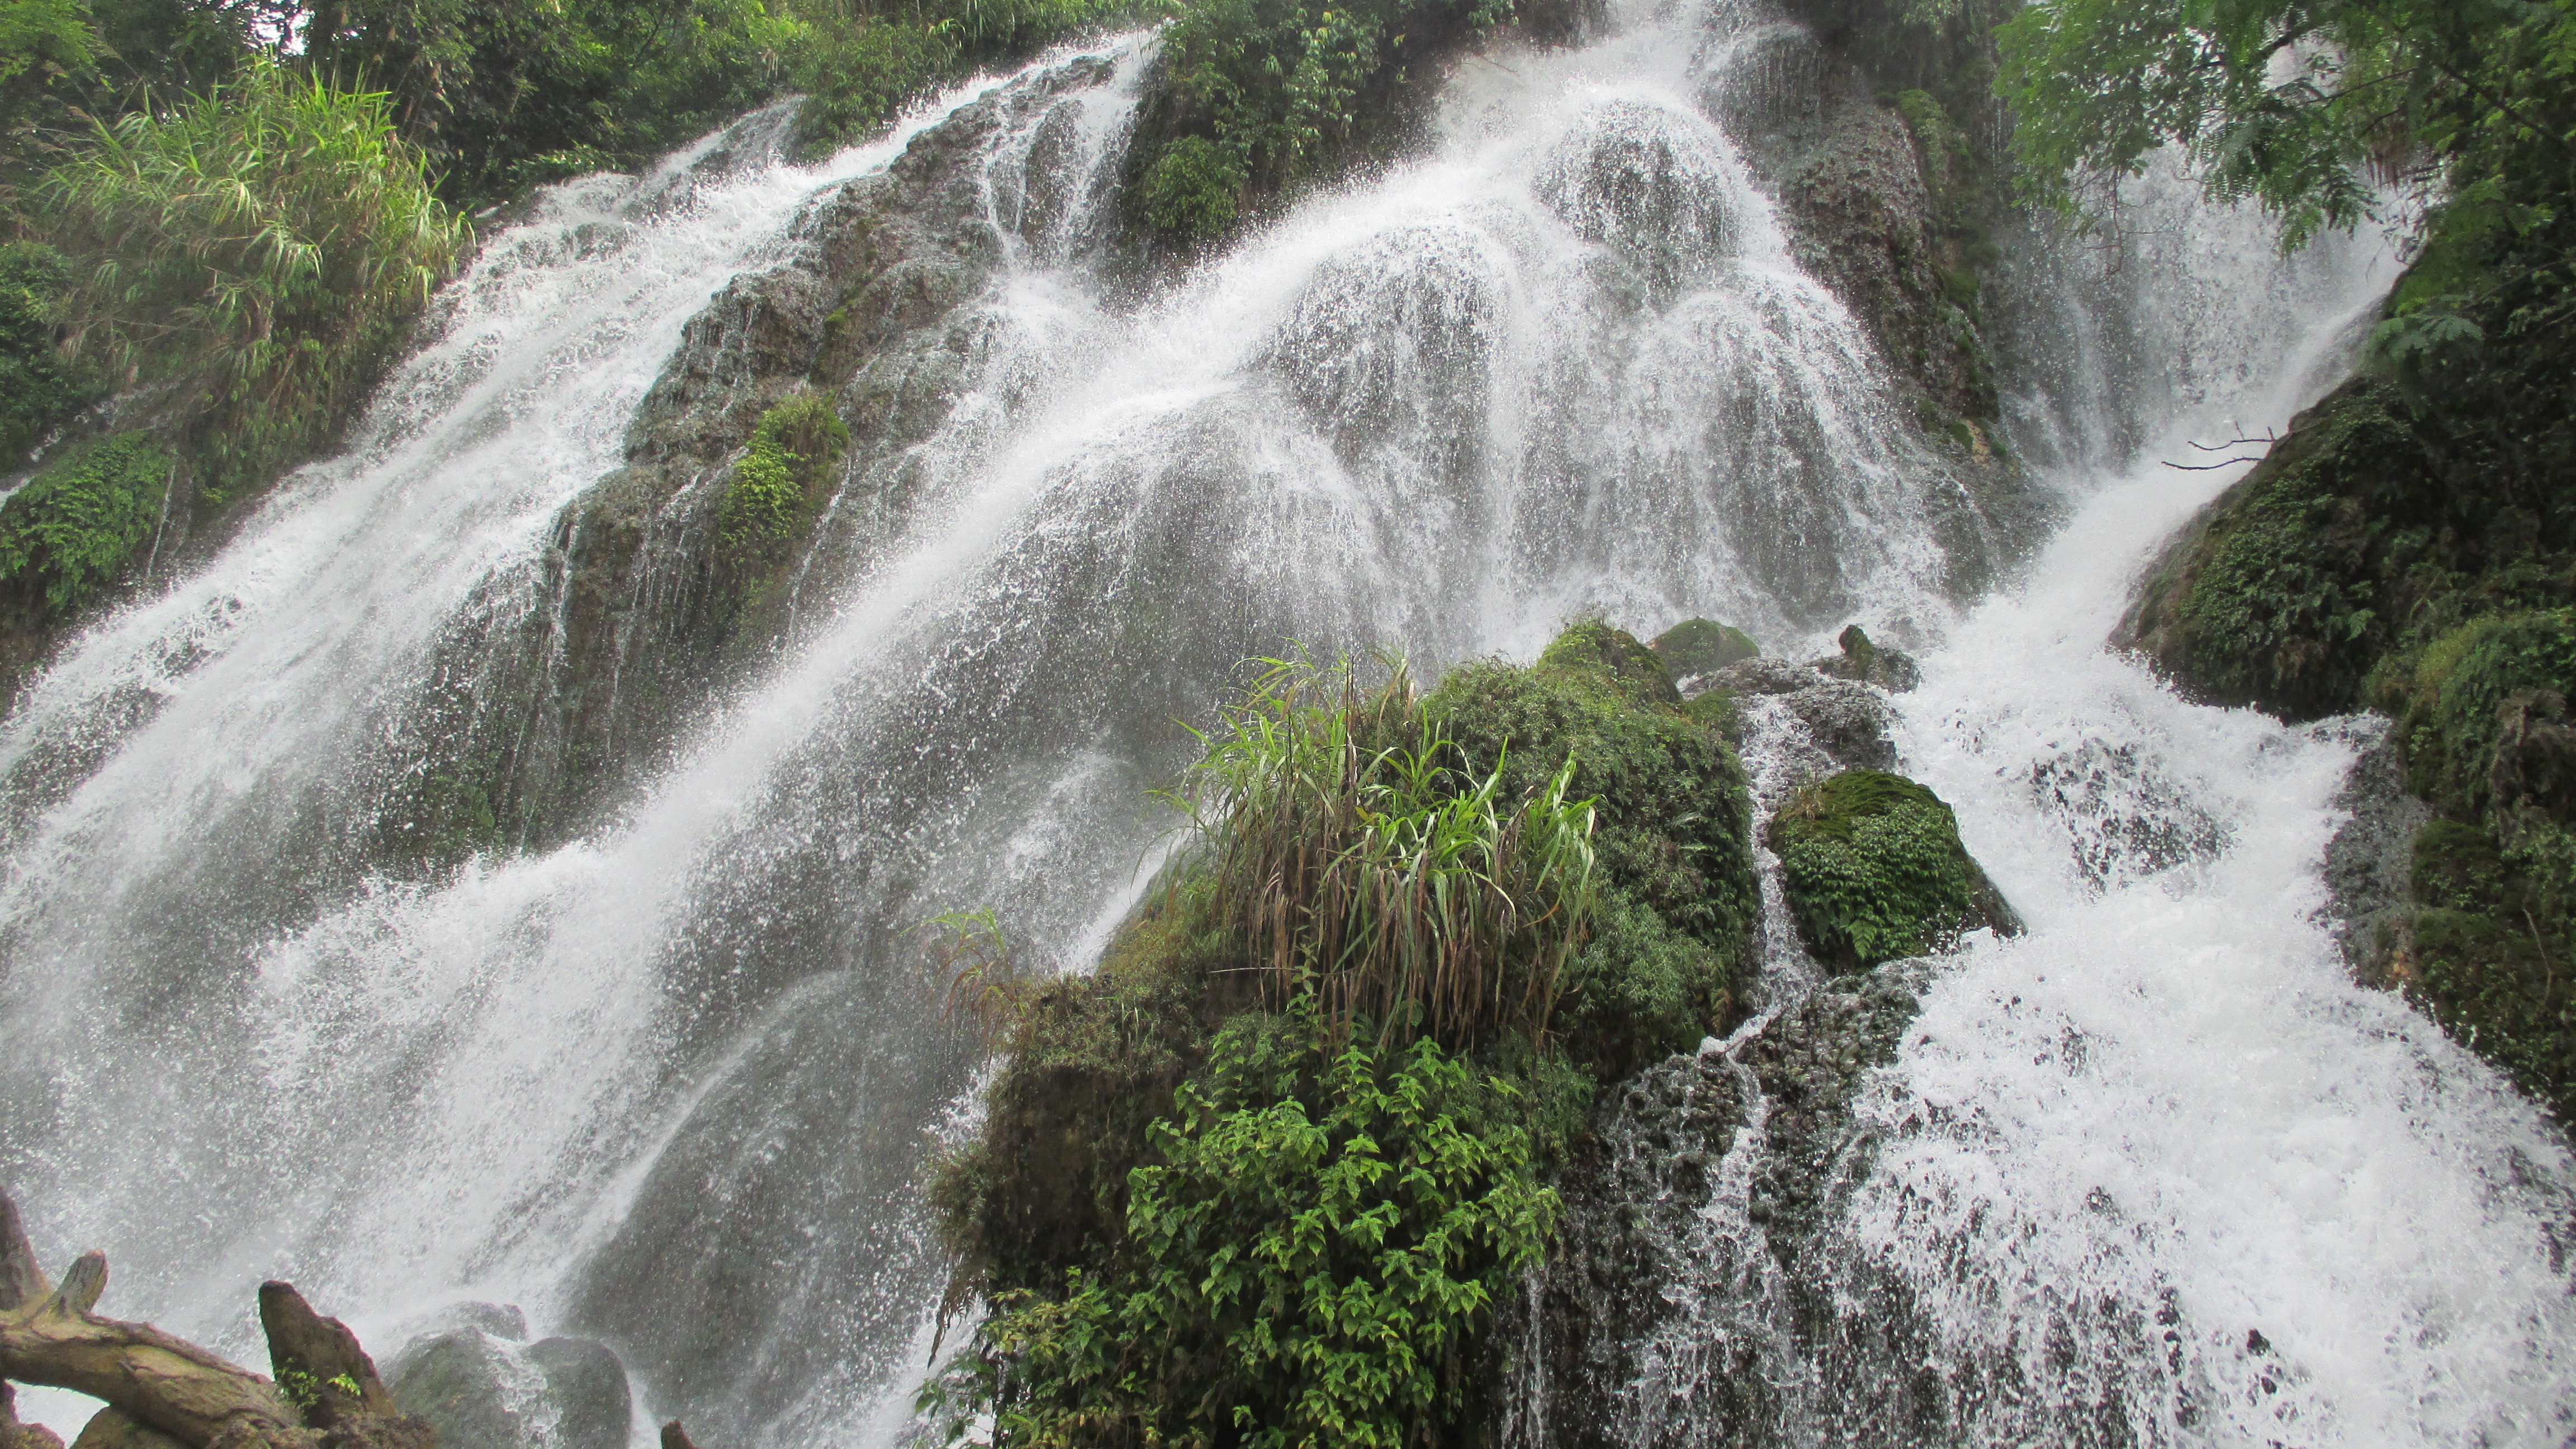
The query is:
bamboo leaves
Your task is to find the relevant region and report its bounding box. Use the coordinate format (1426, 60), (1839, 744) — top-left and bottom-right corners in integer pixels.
(1167, 653), (1600, 1049)
(39, 56), (466, 487)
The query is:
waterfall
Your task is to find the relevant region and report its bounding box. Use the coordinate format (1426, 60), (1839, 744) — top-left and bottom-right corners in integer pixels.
(4, 0), (2570, 1443)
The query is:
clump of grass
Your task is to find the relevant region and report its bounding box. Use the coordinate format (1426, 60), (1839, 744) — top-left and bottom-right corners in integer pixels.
(40, 57), (467, 491)
(1164, 652), (1599, 1049)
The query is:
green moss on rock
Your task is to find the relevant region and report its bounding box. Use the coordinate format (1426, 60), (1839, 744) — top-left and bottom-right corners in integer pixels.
(0, 430), (173, 620)
(2403, 817), (2576, 1120)
(1651, 617), (1760, 678)
(716, 392), (849, 553)
(1531, 615), (1683, 708)
(1769, 768), (2018, 972)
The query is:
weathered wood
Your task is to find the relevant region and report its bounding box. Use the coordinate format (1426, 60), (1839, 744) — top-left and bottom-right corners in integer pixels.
(2, 1191), (432, 1449)
(0, 1201), (47, 1316)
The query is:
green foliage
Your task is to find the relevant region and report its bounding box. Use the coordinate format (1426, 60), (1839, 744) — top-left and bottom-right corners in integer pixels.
(943, 1014), (1555, 1449)
(2399, 610), (2576, 814)
(1768, 768), (2014, 972)
(785, 11), (962, 158)
(1649, 618), (1759, 679)
(1123, 0), (1508, 238)
(0, 0), (96, 153)
(1432, 648), (1750, 937)
(40, 57), (466, 489)
(936, 623), (1756, 1446)
(1166, 651), (1600, 1050)
(2405, 817), (2576, 1119)
(1135, 131), (1244, 236)
(0, 429), (168, 615)
(716, 391), (849, 551)
(0, 240), (88, 463)
(1999, 0), (2576, 251)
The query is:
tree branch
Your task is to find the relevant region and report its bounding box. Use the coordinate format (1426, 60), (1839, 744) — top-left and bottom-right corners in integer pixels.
(0, 1190), (429, 1449)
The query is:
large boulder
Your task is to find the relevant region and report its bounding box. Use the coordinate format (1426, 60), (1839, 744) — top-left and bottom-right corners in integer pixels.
(1767, 768), (2019, 972)
(386, 1314), (632, 1449)
(1651, 618), (1760, 679)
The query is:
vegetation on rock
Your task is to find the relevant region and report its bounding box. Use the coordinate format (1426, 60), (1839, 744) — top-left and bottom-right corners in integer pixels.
(1119, 0), (1514, 239)
(0, 430), (169, 621)
(929, 623), (1755, 1445)
(1768, 768), (2017, 973)
(0, 242), (83, 463)
(717, 391), (849, 552)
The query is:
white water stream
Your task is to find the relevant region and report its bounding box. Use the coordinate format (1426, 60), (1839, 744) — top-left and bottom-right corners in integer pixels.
(4, 0), (2570, 1443)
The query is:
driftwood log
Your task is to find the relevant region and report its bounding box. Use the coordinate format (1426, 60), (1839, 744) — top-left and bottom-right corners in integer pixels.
(0, 1190), (430, 1449)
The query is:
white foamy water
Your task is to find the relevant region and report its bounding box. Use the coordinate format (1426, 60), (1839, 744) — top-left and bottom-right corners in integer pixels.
(1864, 443), (2576, 1447)
(4, 0), (2568, 1443)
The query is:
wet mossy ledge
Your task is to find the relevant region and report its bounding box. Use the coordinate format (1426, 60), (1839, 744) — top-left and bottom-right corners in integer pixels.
(1768, 768), (2019, 974)
(924, 621), (1757, 1444)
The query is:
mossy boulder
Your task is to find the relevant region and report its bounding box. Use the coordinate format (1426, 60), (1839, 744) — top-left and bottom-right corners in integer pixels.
(1432, 624), (1759, 1073)
(950, 621), (1758, 1263)
(1810, 623), (1920, 693)
(1531, 616), (1683, 708)
(1768, 769), (2019, 972)
(1651, 618), (1760, 679)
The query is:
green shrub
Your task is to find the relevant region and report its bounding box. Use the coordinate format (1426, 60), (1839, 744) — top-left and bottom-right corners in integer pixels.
(1135, 132), (1246, 237)
(716, 391), (850, 551)
(941, 1012), (1555, 1449)
(2402, 610), (2576, 817)
(936, 623), (1759, 1446)
(0, 240), (87, 464)
(40, 57), (467, 491)
(787, 14), (963, 158)
(0, 429), (171, 615)
(1123, 0), (1508, 238)
(1431, 643), (1754, 956)
(1768, 769), (2017, 972)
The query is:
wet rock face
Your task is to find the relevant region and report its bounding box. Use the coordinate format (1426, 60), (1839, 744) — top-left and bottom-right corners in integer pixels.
(1510, 1050), (1748, 1447)
(1508, 969), (1935, 1448)
(1810, 623), (1919, 693)
(1702, 649), (1900, 775)
(2321, 727), (2427, 984)
(475, 55), (1126, 851)
(1739, 968), (1920, 1248)
(386, 1318), (633, 1449)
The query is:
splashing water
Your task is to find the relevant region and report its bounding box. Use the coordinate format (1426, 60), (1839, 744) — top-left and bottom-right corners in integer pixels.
(1, 0), (2567, 1444)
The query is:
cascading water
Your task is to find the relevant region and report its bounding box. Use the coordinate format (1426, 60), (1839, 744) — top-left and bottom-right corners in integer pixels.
(4, 0), (2570, 1444)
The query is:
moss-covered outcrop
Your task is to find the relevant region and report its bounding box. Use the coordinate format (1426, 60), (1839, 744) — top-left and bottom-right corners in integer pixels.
(1651, 617), (1759, 678)
(930, 622), (1756, 1444)
(1768, 768), (2018, 973)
